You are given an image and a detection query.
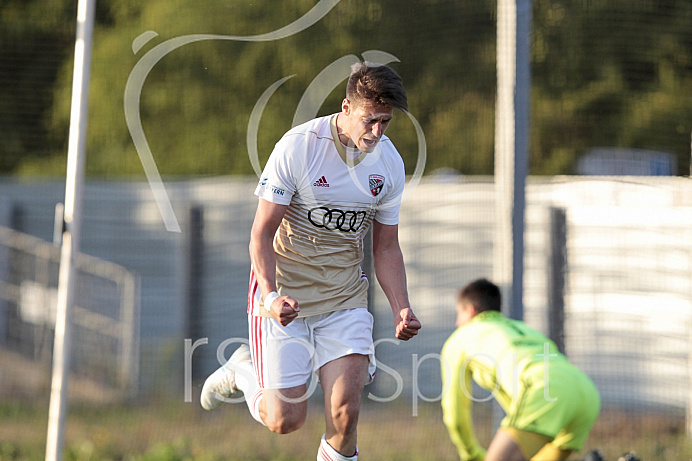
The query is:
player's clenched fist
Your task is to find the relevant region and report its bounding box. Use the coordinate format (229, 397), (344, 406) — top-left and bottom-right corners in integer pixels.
(269, 295), (300, 326)
(394, 307), (421, 340)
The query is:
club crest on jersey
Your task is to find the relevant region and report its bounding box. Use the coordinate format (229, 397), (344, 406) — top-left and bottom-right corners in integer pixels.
(369, 174), (385, 196)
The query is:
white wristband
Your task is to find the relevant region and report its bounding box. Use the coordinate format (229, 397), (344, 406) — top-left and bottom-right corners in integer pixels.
(264, 291), (280, 312)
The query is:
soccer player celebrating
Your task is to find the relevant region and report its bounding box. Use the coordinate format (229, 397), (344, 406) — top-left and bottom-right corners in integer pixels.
(441, 278), (600, 461)
(201, 62), (421, 461)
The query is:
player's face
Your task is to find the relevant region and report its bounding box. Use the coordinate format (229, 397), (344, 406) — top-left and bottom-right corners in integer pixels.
(340, 99), (394, 153)
(455, 301), (475, 328)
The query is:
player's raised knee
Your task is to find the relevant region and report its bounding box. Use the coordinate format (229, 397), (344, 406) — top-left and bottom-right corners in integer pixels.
(261, 399), (307, 434)
(263, 412), (306, 434)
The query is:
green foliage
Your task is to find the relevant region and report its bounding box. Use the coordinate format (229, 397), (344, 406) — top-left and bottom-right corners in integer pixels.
(0, 0), (75, 172)
(128, 438), (203, 461)
(530, 0), (692, 174)
(0, 441), (21, 460)
(1, 0), (691, 177)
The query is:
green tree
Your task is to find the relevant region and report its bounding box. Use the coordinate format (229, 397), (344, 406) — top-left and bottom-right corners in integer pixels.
(2, 0), (691, 177)
(0, 0), (75, 172)
(531, 0), (692, 174)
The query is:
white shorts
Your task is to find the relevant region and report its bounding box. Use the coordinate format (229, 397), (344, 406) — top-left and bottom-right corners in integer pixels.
(248, 308), (377, 390)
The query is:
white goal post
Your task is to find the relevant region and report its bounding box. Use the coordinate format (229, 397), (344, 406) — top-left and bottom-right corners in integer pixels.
(45, 0), (96, 459)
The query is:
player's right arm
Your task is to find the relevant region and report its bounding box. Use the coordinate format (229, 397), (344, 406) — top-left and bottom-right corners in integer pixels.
(249, 198), (300, 326)
(441, 337), (487, 461)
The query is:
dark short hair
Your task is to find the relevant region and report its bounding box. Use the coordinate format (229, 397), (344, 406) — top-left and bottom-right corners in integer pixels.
(458, 278), (502, 313)
(346, 62), (408, 112)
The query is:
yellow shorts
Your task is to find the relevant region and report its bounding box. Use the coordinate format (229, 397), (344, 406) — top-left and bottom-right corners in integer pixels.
(502, 428), (572, 460)
(501, 363), (601, 454)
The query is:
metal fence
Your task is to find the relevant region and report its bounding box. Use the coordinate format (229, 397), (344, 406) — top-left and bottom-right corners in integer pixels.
(0, 224), (140, 402)
(563, 203), (692, 411)
(1, 176), (691, 429)
(369, 177), (692, 429)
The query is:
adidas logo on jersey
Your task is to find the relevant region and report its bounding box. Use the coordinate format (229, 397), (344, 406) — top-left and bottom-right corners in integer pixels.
(313, 176), (330, 187)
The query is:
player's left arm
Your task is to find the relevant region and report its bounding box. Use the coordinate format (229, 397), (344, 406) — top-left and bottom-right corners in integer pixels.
(372, 220), (421, 340)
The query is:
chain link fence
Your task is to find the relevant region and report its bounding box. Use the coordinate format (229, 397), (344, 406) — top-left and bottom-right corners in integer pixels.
(0, 224), (139, 402)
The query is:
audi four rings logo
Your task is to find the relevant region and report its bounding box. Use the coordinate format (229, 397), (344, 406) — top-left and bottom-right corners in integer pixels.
(308, 207), (367, 232)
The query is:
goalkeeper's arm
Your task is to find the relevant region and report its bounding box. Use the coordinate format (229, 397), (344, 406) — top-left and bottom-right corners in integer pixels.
(441, 346), (486, 461)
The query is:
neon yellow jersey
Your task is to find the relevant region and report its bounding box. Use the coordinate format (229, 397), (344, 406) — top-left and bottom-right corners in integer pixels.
(440, 311), (594, 460)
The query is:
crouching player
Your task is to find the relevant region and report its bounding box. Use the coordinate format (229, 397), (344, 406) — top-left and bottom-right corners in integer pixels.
(441, 278), (600, 461)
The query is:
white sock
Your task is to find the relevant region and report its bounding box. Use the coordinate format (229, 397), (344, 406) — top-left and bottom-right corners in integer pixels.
(234, 360), (266, 426)
(317, 434), (358, 461)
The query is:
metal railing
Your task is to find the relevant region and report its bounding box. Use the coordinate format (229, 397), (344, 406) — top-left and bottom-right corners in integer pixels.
(0, 225), (139, 400)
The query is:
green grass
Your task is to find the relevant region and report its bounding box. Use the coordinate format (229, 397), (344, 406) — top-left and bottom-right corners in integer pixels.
(1, 398), (690, 460)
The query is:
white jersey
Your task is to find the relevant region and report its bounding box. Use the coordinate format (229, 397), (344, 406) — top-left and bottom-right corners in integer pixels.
(254, 113), (405, 316)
